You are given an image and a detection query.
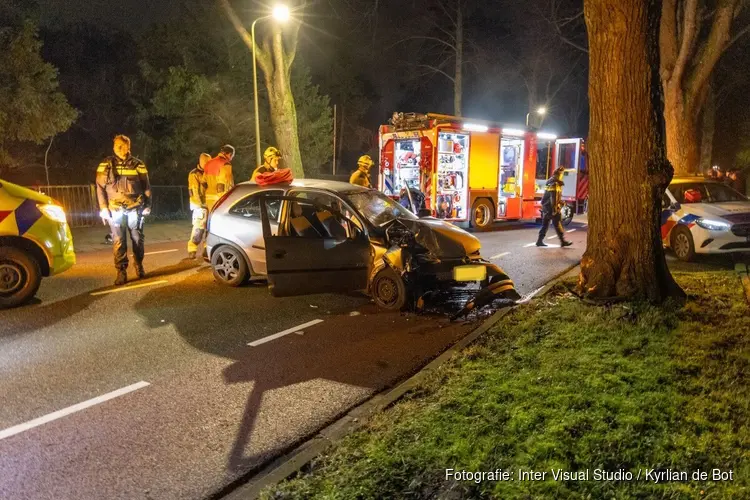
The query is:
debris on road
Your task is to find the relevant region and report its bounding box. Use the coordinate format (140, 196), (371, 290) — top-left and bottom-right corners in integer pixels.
(349, 311), (361, 317)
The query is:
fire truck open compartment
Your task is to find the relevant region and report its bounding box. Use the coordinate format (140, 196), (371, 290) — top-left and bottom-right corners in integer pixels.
(379, 112), (585, 228)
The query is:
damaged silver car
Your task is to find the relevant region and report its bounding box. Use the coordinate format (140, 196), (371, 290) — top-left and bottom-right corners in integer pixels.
(205, 180), (520, 311)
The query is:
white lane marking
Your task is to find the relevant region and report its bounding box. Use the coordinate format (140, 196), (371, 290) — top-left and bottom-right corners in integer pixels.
(566, 229), (577, 233)
(490, 252), (510, 260)
(144, 249), (179, 256)
(524, 242), (561, 248)
(90, 280), (169, 296)
(0, 381), (150, 441)
(248, 319), (324, 347)
(517, 285), (546, 304)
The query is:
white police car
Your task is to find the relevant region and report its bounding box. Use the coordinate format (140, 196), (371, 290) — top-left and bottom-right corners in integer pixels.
(662, 177), (750, 261)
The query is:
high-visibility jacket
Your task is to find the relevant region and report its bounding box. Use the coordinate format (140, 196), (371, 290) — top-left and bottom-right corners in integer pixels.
(188, 167), (207, 210)
(349, 167), (371, 187)
(204, 156), (234, 210)
(541, 175), (564, 215)
(95, 155), (151, 211)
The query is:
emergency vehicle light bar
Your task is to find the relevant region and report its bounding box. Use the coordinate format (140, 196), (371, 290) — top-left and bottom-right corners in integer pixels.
(502, 128), (526, 136)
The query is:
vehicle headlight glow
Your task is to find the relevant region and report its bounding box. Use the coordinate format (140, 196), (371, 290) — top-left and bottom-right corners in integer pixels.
(695, 218), (730, 231)
(39, 204), (68, 224)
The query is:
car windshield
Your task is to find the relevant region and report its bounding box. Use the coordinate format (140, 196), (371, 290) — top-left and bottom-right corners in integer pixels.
(345, 190), (418, 227)
(669, 182), (747, 204)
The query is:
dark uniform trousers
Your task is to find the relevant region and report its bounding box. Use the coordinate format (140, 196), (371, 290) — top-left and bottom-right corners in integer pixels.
(538, 209), (565, 242)
(110, 207), (145, 270)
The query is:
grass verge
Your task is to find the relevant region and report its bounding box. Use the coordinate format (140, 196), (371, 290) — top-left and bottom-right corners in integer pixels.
(263, 271), (749, 499)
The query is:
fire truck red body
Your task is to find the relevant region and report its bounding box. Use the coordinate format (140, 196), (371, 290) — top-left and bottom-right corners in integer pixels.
(378, 113), (588, 229)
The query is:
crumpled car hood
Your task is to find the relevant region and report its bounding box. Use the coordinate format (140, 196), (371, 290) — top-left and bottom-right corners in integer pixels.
(398, 218), (481, 258)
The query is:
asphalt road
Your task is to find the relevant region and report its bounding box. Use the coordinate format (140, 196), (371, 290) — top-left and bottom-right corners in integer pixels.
(0, 219), (588, 499)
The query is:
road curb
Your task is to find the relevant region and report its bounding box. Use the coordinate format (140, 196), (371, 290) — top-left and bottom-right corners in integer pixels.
(217, 263), (581, 500)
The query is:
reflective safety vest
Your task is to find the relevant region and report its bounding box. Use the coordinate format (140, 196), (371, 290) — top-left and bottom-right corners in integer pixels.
(204, 156), (234, 210)
(95, 155), (151, 211)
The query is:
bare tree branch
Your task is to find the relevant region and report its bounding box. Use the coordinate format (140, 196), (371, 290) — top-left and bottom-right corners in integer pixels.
(416, 64), (455, 83)
(386, 35), (457, 53)
(672, 0), (700, 85)
(217, 0), (272, 73)
(688, 0), (739, 106)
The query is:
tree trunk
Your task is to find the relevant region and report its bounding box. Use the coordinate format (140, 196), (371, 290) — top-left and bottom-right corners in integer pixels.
(664, 84), (701, 176)
(699, 84), (715, 174)
(578, 0), (684, 302)
(265, 26), (304, 178)
(454, 3), (463, 117)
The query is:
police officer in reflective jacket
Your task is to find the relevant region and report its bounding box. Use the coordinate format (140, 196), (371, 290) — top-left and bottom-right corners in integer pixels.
(96, 135), (152, 285)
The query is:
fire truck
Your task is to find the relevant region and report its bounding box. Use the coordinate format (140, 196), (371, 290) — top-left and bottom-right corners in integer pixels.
(378, 112), (587, 229)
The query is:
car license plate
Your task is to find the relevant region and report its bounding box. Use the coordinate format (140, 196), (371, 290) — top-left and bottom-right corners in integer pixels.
(453, 265), (487, 282)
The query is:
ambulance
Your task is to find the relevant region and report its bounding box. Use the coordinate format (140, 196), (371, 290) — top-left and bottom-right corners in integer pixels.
(378, 112), (588, 229)
(0, 179), (76, 308)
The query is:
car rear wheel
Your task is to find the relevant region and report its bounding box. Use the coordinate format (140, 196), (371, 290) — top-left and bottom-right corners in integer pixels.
(371, 267), (408, 311)
(471, 198), (494, 231)
(671, 225), (695, 262)
(0, 247), (42, 309)
(211, 246), (248, 286)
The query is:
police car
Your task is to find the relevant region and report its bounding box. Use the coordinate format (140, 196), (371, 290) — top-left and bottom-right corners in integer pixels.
(0, 179), (76, 308)
(662, 176), (750, 261)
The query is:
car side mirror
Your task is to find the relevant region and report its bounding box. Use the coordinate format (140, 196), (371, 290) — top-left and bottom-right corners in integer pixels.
(418, 208), (432, 218)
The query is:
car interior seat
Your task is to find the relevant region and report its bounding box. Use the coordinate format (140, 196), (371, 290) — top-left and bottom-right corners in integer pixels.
(290, 202), (321, 237)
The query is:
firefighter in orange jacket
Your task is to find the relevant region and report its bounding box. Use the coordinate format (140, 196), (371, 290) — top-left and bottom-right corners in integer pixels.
(350, 155), (374, 187)
(187, 153), (212, 259)
(204, 145), (235, 211)
(96, 135), (151, 285)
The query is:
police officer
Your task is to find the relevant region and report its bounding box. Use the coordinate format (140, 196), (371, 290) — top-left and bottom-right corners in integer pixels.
(204, 145), (235, 211)
(536, 165), (572, 247)
(96, 135), (152, 285)
(252, 146), (281, 181)
(187, 153), (212, 259)
(350, 155), (374, 187)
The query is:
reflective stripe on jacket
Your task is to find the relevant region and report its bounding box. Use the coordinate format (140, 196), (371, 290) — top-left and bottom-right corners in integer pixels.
(95, 155), (151, 210)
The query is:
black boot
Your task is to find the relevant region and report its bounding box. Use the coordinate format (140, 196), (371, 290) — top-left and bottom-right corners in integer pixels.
(536, 239), (548, 247)
(115, 269), (128, 286)
(561, 240), (573, 247)
(135, 263), (145, 279)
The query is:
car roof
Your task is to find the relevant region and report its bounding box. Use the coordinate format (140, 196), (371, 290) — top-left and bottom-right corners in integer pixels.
(234, 179), (371, 195)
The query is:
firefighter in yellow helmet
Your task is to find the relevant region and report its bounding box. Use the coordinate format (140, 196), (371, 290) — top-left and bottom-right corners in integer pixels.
(350, 155), (374, 188)
(251, 146), (282, 182)
(187, 153), (212, 259)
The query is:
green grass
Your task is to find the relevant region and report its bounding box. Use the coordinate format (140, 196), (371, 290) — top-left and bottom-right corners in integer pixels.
(263, 271), (750, 499)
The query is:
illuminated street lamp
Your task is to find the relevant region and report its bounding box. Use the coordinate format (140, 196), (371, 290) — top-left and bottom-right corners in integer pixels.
(252, 5), (290, 167)
(526, 106), (547, 129)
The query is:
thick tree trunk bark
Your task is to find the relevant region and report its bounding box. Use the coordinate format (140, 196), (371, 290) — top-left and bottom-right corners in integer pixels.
(578, 0), (684, 302)
(699, 84), (715, 174)
(454, 4), (463, 117)
(266, 73), (304, 178)
(664, 85), (701, 176)
(265, 28), (304, 178)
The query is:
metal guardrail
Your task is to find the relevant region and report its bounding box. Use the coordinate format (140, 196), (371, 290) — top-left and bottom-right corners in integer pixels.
(35, 185), (189, 228)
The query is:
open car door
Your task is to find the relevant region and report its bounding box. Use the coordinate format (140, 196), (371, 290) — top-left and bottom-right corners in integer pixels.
(260, 195), (371, 297)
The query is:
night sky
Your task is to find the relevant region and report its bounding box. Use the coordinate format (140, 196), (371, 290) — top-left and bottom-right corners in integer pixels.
(38, 0), (173, 32)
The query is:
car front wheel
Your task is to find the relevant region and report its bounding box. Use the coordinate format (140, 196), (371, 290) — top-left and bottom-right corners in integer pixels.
(211, 246), (248, 286)
(0, 246), (42, 309)
(671, 225), (695, 262)
(370, 267), (408, 311)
